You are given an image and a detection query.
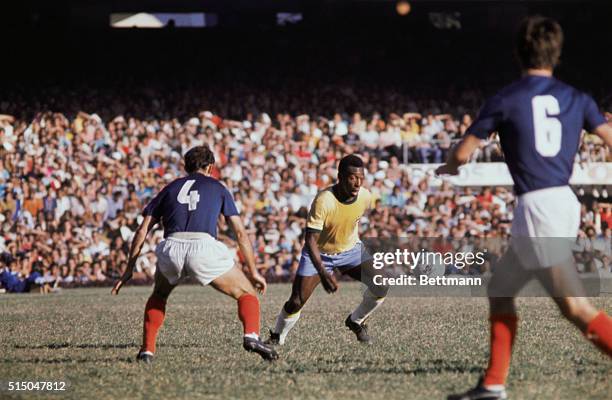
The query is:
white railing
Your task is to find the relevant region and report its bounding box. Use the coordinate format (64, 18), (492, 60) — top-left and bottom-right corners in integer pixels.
(405, 162), (612, 187)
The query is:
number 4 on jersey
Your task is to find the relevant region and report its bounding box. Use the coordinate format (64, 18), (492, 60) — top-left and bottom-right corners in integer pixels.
(177, 180), (200, 211)
(532, 95), (562, 157)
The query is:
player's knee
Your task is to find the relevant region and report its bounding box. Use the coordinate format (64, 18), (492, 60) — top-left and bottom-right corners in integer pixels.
(241, 284), (257, 296)
(284, 297), (304, 314)
(557, 297), (589, 322)
(368, 284), (389, 298)
(489, 297), (515, 314)
(229, 284), (255, 300)
(152, 289), (170, 301)
(487, 279), (519, 298)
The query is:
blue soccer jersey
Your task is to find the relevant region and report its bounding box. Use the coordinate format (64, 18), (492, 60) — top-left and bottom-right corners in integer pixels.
(467, 75), (606, 195)
(143, 174), (239, 238)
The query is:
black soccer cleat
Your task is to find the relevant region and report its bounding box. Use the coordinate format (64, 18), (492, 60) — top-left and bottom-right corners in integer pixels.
(345, 314), (372, 344)
(265, 329), (281, 346)
(136, 351), (154, 364)
(243, 336), (279, 361)
(447, 377), (507, 400)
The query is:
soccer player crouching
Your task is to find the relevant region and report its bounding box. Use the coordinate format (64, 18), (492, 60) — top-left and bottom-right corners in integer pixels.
(111, 145), (278, 362)
(438, 16), (612, 400)
(268, 155), (389, 345)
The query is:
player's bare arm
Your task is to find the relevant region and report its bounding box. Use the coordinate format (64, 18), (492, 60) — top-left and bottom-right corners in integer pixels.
(593, 122), (612, 149)
(111, 214), (157, 295)
(304, 230), (338, 293)
(436, 133), (482, 176)
(226, 214), (267, 294)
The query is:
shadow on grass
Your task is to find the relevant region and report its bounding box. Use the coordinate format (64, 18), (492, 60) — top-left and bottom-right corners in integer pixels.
(12, 343), (137, 350)
(405, 358), (485, 375)
(0, 357), (135, 364)
(277, 359), (485, 376)
(11, 343), (206, 350)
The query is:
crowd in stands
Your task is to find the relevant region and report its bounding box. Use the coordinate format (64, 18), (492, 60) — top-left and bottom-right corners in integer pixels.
(0, 99), (610, 293)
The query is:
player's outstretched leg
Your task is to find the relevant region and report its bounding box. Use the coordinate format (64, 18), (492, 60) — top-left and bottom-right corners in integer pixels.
(551, 296), (612, 357)
(138, 271), (176, 363)
(583, 310), (612, 357)
(268, 274), (320, 345)
(210, 266), (278, 361)
(342, 261), (389, 344)
(534, 266), (612, 357)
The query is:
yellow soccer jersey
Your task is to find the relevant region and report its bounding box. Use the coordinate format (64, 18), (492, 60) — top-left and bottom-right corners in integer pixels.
(306, 186), (373, 254)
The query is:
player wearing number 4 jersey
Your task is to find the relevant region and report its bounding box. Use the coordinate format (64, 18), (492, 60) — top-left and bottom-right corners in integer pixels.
(438, 16), (612, 400)
(111, 145), (278, 362)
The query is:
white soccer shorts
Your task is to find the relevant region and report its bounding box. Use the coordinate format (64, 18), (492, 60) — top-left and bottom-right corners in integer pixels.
(510, 185), (580, 269)
(155, 232), (235, 285)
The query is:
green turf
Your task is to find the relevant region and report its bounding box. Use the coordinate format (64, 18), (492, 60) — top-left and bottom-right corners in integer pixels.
(0, 283), (610, 399)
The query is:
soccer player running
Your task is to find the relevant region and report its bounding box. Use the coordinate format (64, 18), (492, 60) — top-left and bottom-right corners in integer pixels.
(437, 16), (612, 400)
(268, 154), (389, 345)
(111, 145), (278, 362)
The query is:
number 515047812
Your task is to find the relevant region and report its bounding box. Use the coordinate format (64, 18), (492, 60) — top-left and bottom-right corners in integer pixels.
(5, 381), (67, 391)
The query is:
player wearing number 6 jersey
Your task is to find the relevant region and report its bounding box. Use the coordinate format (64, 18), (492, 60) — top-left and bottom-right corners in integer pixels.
(111, 145), (278, 362)
(438, 16), (612, 400)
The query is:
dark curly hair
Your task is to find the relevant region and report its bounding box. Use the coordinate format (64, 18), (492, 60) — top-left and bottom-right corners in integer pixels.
(184, 145), (215, 174)
(338, 154), (364, 177)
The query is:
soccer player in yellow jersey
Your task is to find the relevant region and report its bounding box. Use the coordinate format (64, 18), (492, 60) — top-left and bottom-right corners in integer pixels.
(268, 155), (389, 345)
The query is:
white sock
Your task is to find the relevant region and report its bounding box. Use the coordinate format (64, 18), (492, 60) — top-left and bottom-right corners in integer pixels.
(350, 288), (386, 325)
(243, 333), (259, 340)
(273, 307), (301, 345)
(483, 384), (505, 392)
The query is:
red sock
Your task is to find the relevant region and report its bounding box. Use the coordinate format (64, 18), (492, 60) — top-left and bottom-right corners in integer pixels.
(483, 313), (518, 387)
(141, 295), (166, 354)
(585, 311), (612, 357)
(238, 293), (260, 337)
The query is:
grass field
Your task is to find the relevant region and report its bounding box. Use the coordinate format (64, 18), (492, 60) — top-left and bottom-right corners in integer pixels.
(1, 283), (610, 399)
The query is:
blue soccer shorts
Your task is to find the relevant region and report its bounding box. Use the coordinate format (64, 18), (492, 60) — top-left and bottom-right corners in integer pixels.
(296, 241), (372, 277)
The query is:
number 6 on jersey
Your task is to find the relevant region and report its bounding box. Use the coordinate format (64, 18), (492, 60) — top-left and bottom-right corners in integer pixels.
(177, 179), (200, 210)
(532, 95), (562, 157)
